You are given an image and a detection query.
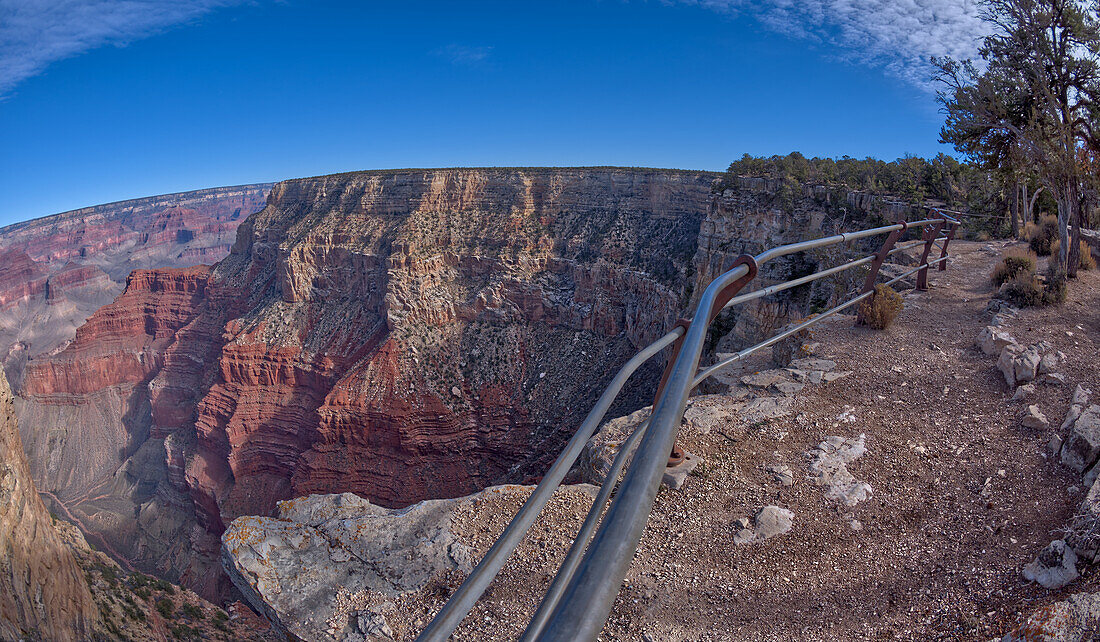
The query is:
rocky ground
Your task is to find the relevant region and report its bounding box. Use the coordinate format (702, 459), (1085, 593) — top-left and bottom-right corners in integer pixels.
(224, 239), (1100, 641)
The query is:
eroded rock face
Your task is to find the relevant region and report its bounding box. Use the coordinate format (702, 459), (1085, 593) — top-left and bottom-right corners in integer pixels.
(222, 484), (598, 642)
(0, 372), (97, 641)
(0, 184), (271, 389)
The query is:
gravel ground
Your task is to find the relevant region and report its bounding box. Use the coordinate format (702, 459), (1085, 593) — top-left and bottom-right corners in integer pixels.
(373, 240), (1100, 641)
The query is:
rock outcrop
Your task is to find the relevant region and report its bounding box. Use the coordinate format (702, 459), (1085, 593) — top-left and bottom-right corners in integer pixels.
(0, 371), (97, 641)
(222, 484), (598, 642)
(0, 183), (271, 388)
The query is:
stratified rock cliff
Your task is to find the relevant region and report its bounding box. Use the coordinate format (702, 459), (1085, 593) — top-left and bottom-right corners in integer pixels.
(0, 371), (97, 641)
(0, 184), (272, 388)
(18, 168), (718, 600)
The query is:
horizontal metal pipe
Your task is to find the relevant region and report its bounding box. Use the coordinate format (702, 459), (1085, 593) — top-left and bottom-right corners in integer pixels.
(693, 254), (950, 388)
(520, 417), (652, 641)
(720, 253), (877, 310)
(415, 328), (683, 642)
(754, 218), (940, 267)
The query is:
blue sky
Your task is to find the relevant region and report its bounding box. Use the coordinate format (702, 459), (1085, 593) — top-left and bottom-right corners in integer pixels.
(0, 1), (988, 226)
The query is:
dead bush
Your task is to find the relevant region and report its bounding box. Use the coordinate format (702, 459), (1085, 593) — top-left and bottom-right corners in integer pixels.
(1027, 214), (1059, 256)
(1050, 239), (1097, 271)
(857, 284), (903, 329)
(991, 248), (1037, 286)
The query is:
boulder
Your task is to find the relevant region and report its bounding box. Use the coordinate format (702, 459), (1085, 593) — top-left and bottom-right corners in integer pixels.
(222, 485), (597, 642)
(998, 343), (1042, 387)
(977, 326), (1017, 356)
(1001, 591), (1100, 641)
(1022, 540), (1079, 589)
(1061, 406), (1100, 473)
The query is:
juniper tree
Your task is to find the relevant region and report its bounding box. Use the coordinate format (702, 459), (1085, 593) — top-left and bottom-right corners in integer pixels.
(936, 0), (1100, 279)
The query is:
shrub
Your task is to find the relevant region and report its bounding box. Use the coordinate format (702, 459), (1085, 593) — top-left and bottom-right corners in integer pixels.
(857, 284), (903, 329)
(180, 603), (205, 620)
(991, 248), (1037, 286)
(1043, 264), (1067, 305)
(998, 272), (1045, 307)
(1027, 214), (1059, 255)
(975, 230), (992, 242)
(155, 597), (175, 619)
(1050, 239), (1097, 271)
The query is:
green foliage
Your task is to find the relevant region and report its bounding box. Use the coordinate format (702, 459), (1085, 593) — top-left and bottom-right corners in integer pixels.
(857, 285), (904, 329)
(180, 603), (205, 620)
(155, 597), (175, 619)
(721, 151), (982, 207)
(1051, 238), (1097, 270)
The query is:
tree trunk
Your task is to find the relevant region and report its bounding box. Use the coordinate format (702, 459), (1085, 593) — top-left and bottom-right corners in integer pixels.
(1028, 186), (1044, 224)
(1012, 179), (1020, 238)
(1056, 181), (1072, 279)
(1068, 185), (1082, 279)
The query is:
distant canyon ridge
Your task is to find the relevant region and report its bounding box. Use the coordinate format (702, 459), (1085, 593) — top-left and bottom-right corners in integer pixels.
(7, 168), (897, 602)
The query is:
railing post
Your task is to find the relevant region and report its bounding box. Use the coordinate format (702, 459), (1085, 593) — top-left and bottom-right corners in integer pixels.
(938, 219), (957, 271)
(915, 219), (945, 290)
(860, 221), (906, 295)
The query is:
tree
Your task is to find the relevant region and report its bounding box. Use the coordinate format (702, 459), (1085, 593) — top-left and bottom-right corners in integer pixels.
(936, 0), (1100, 278)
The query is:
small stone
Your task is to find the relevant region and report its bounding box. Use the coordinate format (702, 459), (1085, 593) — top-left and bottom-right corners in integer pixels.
(1021, 405), (1050, 430)
(1048, 434), (1063, 457)
(773, 381), (805, 396)
(1073, 385), (1093, 407)
(1022, 540), (1079, 589)
(451, 386), (462, 397)
(765, 464), (794, 487)
(752, 506), (794, 540)
(1062, 406), (1100, 472)
(1038, 372), (1066, 385)
(849, 519), (863, 531)
(823, 371), (852, 382)
(1038, 351), (1061, 375)
(1011, 384), (1036, 403)
(790, 358), (836, 372)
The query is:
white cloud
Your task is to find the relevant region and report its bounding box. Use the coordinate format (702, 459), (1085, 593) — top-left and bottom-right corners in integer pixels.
(0, 0), (241, 95)
(678, 0), (991, 88)
(435, 44), (493, 66)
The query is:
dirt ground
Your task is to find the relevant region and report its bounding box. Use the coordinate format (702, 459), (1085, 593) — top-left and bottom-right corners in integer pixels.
(387, 240), (1100, 642)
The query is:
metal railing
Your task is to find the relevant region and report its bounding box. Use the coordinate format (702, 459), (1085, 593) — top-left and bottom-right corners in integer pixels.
(416, 209), (960, 642)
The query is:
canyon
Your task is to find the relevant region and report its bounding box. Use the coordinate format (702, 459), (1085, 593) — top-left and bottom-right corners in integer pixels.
(0, 184), (272, 389)
(12, 168), (895, 604)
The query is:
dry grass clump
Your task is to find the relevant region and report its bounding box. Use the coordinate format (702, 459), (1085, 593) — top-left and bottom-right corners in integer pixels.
(1050, 239), (1097, 271)
(857, 284), (903, 329)
(997, 263), (1066, 307)
(1025, 214), (1059, 255)
(991, 248), (1038, 286)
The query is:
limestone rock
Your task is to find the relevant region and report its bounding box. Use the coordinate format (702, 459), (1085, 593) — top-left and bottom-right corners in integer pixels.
(998, 343), (1042, 387)
(790, 358), (836, 372)
(1039, 351), (1061, 375)
(1061, 406), (1100, 473)
(1022, 540), (1079, 589)
(766, 464), (794, 487)
(1002, 591), (1100, 642)
(1011, 384), (1036, 403)
(807, 434), (872, 507)
(733, 506), (794, 544)
(222, 484), (598, 642)
(1022, 405), (1050, 430)
(773, 381), (805, 396)
(741, 396), (795, 424)
(977, 326), (1016, 356)
(740, 369), (791, 389)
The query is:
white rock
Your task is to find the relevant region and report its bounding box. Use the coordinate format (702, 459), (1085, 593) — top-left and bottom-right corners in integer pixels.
(977, 326), (1017, 356)
(1022, 405), (1050, 430)
(1022, 540), (1079, 589)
